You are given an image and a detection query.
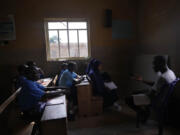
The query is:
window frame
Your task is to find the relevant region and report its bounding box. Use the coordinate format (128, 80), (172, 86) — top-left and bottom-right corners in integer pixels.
(44, 18), (91, 61)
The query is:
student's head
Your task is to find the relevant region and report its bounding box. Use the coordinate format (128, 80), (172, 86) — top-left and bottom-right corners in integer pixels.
(17, 64), (29, 76)
(93, 60), (102, 72)
(68, 62), (76, 72)
(86, 58), (96, 74)
(61, 63), (68, 70)
(153, 55), (167, 73)
(25, 66), (40, 81)
(26, 61), (36, 67)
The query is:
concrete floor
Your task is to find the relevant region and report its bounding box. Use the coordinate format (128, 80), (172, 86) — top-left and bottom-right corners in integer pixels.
(68, 105), (180, 135)
(8, 104), (180, 135)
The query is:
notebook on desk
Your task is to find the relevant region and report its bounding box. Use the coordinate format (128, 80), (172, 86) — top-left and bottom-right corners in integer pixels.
(46, 97), (64, 106)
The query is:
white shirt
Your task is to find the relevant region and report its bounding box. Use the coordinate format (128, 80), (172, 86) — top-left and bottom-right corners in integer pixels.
(153, 68), (176, 91)
(133, 68), (176, 106)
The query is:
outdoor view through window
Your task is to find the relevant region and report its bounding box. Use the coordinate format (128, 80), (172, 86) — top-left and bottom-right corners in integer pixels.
(45, 20), (89, 60)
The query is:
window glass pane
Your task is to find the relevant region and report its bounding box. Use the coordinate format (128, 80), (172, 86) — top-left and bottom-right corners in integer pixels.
(59, 30), (69, 58)
(79, 30), (88, 57)
(48, 30), (59, 58)
(48, 22), (67, 29)
(68, 22), (87, 29)
(69, 30), (78, 57)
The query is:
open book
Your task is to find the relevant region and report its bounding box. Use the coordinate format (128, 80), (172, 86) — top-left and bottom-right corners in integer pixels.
(104, 81), (118, 90)
(46, 97), (64, 106)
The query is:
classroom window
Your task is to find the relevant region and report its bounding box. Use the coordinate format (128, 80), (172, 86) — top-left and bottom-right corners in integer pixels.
(44, 19), (90, 61)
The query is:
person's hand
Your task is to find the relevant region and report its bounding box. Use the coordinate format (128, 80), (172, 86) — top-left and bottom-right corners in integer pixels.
(37, 79), (44, 84)
(130, 74), (143, 81)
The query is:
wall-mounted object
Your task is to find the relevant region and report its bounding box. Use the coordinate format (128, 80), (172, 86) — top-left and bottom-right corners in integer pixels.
(0, 15), (16, 41)
(104, 9), (112, 27)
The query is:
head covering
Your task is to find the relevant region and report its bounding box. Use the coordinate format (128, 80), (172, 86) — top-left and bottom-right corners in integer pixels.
(92, 60), (101, 72)
(86, 58), (96, 74)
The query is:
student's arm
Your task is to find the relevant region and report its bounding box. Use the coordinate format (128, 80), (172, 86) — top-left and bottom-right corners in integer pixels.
(131, 75), (155, 86)
(36, 82), (69, 91)
(73, 76), (84, 84)
(73, 72), (81, 79)
(142, 80), (155, 86)
(44, 86), (69, 91)
(41, 89), (69, 101)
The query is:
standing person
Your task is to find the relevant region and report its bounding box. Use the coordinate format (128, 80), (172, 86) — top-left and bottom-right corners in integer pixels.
(88, 60), (121, 111)
(126, 55), (176, 122)
(26, 61), (44, 79)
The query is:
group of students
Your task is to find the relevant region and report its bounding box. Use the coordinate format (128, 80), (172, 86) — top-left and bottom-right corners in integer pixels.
(16, 61), (67, 120)
(14, 56), (176, 134)
(56, 60), (122, 113)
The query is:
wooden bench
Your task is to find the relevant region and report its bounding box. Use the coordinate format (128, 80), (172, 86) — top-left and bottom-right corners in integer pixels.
(41, 95), (67, 135)
(0, 87), (21, 114)
(0, 87), (34, 135)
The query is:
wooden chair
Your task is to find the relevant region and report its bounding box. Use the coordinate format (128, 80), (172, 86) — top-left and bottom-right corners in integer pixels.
(52, 75), (58, 86)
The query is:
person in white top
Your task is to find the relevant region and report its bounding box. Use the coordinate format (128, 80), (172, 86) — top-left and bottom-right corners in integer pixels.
(125, 56), (176, 122)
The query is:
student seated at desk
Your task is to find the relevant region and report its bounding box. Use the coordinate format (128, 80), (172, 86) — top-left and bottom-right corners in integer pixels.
(58, 62), (83, 117)
(27, 61), (44, 79)
(56, 62), (68, 86)
(86, 58), (96, 74)
(125, 56), (176, 123)
(88, 59), (122, 111)
(58, 62), (83, 88)
(13, 64), (29, 90)
(18, 66), (67, 134)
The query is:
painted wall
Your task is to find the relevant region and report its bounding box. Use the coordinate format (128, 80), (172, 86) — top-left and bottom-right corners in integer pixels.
(0, 0), (137, 103)
(137, 0), (180, 74)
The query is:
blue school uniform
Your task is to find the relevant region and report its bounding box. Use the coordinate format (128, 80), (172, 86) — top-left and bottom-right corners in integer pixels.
(88, 69), (105, 94)
(16, 76), (27, 89)
(18, 79), (45, 111)
(58, 69), (77, 88)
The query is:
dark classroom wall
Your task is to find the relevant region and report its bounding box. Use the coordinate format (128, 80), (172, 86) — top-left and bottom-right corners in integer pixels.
(137, 0), (180, 74)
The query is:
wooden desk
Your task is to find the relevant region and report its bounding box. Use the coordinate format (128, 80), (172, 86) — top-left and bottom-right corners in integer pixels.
(76, 81), (103, 117)
(37, 78), (52, 87)
(41, 95), (67, 135)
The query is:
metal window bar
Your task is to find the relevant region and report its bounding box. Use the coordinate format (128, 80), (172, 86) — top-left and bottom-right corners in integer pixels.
(48, 29), (87, 30)
(77, 30), (80, 57)
(67, 22), (70, 57)
(57, 30), (61, 58)
(47, 21), (88, 59)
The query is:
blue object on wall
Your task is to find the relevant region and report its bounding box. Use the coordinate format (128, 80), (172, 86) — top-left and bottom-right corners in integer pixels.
(112, 20), (134, 39)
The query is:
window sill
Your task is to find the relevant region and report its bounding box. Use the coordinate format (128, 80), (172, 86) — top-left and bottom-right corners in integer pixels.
(47, 57), (91, 62)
